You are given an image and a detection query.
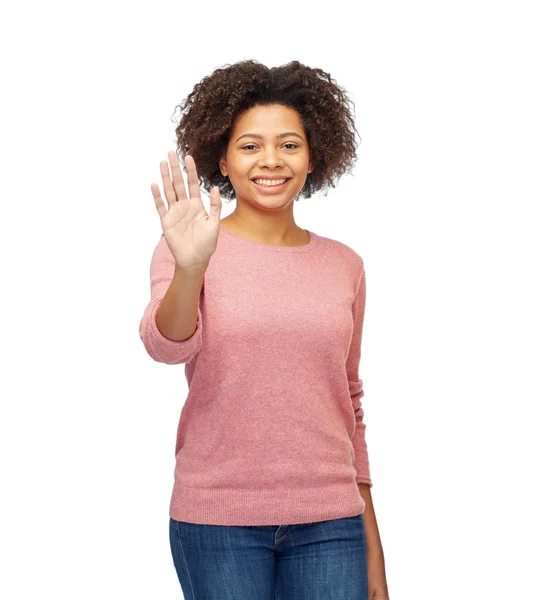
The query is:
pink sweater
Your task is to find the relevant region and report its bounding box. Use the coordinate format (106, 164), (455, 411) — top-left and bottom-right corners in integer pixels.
(139, 225), (372, 526)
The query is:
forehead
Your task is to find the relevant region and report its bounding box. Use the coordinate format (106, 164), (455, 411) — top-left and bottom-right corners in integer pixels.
(232, 104), (304, 135)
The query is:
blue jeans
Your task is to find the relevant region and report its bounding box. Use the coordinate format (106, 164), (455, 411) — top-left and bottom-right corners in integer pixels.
(169, 513), (368, 599)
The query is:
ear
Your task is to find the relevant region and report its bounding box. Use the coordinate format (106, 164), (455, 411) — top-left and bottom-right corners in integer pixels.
(219, 154), (227, 177)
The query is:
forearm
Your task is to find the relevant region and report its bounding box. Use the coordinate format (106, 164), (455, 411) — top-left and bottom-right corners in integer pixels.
(155, 263), (207, 341)
(359, 483), (384, 557)
(359, 483), (389, 597)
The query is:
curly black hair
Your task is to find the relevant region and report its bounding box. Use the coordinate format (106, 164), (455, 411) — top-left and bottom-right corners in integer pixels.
(171, 59), (361, 202)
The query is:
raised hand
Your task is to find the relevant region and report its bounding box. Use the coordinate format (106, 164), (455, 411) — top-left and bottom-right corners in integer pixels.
(151, 152), (222, 270)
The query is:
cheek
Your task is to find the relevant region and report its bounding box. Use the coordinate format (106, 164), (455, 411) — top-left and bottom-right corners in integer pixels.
(231, 160), (255, 180)
(291, 156), (311, 172)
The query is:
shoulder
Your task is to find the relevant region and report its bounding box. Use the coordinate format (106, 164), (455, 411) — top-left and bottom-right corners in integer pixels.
(312, 231), (364, 272)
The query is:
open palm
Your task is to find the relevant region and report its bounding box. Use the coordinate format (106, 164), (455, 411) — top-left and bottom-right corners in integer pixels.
(151, 152), (222, 270)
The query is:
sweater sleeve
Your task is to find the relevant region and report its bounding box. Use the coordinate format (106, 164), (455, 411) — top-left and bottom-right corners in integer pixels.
(347, 266), (373, 487)
(138, 235), (203, 365)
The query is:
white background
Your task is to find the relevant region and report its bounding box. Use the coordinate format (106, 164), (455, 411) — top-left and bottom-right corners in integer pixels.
(1, 0), (546, 598)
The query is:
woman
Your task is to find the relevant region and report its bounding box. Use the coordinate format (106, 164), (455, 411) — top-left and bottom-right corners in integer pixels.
(139, 59), (389, 599)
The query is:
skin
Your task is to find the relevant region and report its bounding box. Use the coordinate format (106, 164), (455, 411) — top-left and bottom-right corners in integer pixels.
(359, 483), (390, 599)
(218, 103), (314, 246)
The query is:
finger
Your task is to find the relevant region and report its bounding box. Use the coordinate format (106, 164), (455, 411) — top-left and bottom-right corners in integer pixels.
(160, 159), (177, 208)
(208, 186), (222, 224)
(168, 151), (188, 202)
(184, 154), (202, 200)
(151, 183), (167, 219)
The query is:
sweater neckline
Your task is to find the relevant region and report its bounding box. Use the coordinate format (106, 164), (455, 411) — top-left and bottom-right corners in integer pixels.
(219, 224), (318, 252)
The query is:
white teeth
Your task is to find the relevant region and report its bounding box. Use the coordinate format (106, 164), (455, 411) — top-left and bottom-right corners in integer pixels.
(253, 178), (288, 187)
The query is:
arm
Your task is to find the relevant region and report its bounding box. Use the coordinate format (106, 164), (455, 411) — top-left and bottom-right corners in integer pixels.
(155, 264), (206, 342)
(359, 483), (389, 599)
(349, 264), (389, 598)
(346, 266), (372, 486)
(139, 235), (207, 364)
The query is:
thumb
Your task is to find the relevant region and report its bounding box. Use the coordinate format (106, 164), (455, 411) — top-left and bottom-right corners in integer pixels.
(208, 185), (222, 223)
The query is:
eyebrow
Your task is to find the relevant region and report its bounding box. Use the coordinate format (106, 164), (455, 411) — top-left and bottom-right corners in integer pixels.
(234, 132), (305, 142)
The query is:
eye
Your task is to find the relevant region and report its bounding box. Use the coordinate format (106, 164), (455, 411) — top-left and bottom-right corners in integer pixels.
(241, 143), (299, 151)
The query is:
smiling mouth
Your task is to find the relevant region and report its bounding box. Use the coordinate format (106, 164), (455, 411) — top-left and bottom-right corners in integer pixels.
(251, 178), (291, 190)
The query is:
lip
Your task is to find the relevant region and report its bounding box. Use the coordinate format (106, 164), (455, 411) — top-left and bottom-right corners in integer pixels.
(251, 178), (292, 194)
(250, 176), (292, 180)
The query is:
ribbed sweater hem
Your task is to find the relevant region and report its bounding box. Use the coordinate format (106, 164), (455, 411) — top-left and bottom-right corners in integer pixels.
(169, 481), (366, 526)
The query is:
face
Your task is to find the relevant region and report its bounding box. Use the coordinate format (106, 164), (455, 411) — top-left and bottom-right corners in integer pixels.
(219, 104), (314, 209)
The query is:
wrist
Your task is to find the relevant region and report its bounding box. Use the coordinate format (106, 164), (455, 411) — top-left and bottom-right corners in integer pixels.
(174, 263), (209, 276)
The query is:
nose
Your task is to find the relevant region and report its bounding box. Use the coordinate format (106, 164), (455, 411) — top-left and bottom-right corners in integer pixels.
(257, 146), (285, 169)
